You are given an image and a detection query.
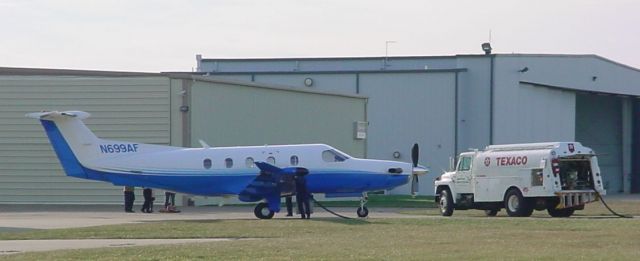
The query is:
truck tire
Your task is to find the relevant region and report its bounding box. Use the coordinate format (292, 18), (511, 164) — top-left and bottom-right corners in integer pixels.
(547, 207), (575, 217)
(504, 189), (533, 217)
(439, 188), (454, 216)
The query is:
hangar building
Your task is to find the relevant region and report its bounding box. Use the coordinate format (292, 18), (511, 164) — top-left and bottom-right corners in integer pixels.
(196, 53), (640, 194)
(0, 67), (366, 204)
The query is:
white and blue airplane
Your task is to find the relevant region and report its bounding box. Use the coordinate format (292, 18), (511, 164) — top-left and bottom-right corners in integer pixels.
(27, 111), (427, 219)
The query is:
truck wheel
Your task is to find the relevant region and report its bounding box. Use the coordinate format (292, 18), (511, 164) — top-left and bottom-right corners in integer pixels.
(484, 209), (499, 216)
(547, 207), (575, 217)
(439, 188), (454, 216)
(504, 189), (533, 217)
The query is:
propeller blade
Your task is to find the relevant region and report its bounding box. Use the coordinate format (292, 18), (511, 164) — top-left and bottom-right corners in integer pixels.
(410, 175), (419, 196)
(411, 143), (419, 168)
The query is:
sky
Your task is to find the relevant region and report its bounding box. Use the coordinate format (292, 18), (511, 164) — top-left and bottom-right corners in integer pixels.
(1, 0), (639, 72)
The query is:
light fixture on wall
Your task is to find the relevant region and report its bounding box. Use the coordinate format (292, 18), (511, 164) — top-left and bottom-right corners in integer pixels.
(304, 78), (314, 87)
(481, 42), (492, 55)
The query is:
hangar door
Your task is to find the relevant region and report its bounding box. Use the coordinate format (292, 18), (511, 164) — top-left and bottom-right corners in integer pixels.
(575, 93), (623, 193)
(360, 72), (456, 195)
(0, 75), (171, 203)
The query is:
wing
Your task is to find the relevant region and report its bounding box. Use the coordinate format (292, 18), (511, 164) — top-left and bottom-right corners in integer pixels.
(238, 162), (309, 212)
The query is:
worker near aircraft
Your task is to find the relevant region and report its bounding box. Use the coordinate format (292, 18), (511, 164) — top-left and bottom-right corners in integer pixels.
(285, 195), (293, 216)
(294, 172), (311, 219)
(123, 186), (135, 213)
(141, 187), (154, 213)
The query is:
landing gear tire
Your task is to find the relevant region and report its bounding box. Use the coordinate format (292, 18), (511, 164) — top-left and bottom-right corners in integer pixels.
(254, 202), (275, 219)
(356, 206), (369, 218)
(547, 207), (575, 217)
(439, 188), (454, 216)
(504, 189), (533, 217)
(484, 209), (499, 217)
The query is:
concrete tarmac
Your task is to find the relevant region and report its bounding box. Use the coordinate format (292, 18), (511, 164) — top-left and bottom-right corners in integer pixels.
(0, 204), (416, 255)
(0, 204), (415, 230)
(0, 238), (247, 255)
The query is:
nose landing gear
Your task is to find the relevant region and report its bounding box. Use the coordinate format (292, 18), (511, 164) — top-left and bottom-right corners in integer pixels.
(254, 202), (275, 219)
(356, 192), (369, 218)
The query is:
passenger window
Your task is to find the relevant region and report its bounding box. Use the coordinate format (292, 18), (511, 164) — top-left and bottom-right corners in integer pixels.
(203, 158), (212, 169)
(290, 155), (299, 166)
(267, 156), (276, 165)
(245, 157), (255, 168)
(458, 157), (471, 171)
(322, 150), (347, 162)
(225, 158), (233, 168)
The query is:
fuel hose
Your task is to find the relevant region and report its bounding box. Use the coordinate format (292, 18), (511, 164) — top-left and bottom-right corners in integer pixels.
(595, 191), (633, 218)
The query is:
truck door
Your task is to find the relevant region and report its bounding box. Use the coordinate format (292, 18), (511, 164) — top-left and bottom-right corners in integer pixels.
(454, 156), (473, 193)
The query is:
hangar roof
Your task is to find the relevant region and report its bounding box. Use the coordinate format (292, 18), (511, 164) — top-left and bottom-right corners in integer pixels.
(0, 66), (160, 77)
(0, 67), (365, 99)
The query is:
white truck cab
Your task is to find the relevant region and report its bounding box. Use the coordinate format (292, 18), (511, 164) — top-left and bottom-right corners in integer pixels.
(434, 142), (606, 217)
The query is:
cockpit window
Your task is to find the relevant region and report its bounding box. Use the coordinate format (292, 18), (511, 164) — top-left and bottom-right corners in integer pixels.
(322, 149), (348, 162)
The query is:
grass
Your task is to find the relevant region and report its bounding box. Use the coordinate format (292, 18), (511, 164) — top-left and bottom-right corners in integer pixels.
(0, 198), (638, 260)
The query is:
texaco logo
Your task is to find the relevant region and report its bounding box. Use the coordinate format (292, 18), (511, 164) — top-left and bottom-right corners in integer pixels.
(568, 143), (575, 153)
(484, 157), (491, 166)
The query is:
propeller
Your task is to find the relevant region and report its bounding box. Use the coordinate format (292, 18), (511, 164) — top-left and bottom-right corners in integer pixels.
(410, 143), (428, 197)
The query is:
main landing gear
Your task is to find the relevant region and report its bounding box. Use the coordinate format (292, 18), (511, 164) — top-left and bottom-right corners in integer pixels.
(356, 192), (369, 218)
(254, 202), (275, 219)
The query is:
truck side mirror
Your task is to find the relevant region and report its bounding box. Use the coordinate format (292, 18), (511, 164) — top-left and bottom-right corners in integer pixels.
(449, 157), (455, 171)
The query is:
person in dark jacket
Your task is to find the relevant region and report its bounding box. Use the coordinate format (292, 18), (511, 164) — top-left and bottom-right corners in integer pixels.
(294, 173), (311, 219)
(141, 188), (154, 213)
(123, 186), (135, 213)
(285, 195), (293, 216)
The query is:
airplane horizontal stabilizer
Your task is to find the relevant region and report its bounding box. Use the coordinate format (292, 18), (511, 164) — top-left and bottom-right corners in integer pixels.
(25, 111), (91, 120)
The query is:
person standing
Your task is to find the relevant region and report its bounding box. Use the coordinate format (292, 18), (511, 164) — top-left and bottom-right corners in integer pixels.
(123, 186), (135, 213)
(141, 188), (154, 213)
(164, 191), (180, 213)
(285, 195), (293, 216)
(294, 173), (311, 219)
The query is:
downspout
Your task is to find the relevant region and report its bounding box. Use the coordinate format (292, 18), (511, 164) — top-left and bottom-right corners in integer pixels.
(489, 54), (495, 145)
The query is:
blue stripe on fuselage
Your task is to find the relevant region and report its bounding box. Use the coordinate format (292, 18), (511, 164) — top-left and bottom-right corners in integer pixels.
(79, 167), (409, 200)
(40, 120), (88, 179)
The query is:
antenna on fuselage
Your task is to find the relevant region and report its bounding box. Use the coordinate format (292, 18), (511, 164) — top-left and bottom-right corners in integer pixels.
(198, 139), (211, 149)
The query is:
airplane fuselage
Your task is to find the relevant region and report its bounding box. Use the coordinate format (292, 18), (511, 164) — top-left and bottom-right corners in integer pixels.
(88, 143), (412, 197)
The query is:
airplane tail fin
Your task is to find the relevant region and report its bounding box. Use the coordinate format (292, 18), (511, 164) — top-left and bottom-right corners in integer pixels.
(26, 111), (100, 178)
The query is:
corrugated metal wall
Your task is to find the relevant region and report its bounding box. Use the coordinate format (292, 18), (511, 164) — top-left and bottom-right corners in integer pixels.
(576, 93), (623, 192)
(0, 76), (171, 203)
(494, 83), (576, 143)
(359, 72), (456, 195)
(189, 80), (366, 157)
